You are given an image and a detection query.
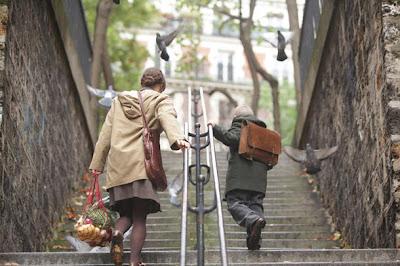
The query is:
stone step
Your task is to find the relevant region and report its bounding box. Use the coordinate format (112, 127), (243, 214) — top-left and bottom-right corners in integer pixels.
(3, 249), (400, 265)
(144, 230), (332, 240)
(224, 231), (333, 240)
(69, 262), (400, 266)
(146, 223), (331, 232)
(147, 215), (329, 225)
(159, 191), (320, 200)
(124, 238), (338, 249)
(152, 209), (326, 218)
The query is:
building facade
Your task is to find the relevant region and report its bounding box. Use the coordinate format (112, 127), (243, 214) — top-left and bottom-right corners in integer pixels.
(131, 0), (302, 135)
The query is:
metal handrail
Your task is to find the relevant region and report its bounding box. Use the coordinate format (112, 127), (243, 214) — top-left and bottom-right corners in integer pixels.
(208, 124), (228, 265)
(180, 123), (189, 266)
(199, 87), (211, 166)
(187, 87), (192, 165)
(179, 87), (228, 266)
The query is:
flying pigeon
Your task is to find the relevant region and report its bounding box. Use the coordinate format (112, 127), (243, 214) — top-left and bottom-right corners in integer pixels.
(156, 28), (180, 61)
(277, 30), (288, 61)
(168, 172), (183, 207)
(263, 31), (293, 62)
(86, 84), (117, 109)
(284, 143), (338, 175)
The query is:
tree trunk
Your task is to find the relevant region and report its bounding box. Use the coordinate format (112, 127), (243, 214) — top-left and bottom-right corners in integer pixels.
(91, 0), (113, 88)
(286, 0), (301, 109)
(241, 33), (261, 115)
(240, 22), (281, 132)
(217, 0), (281, 132)
(102, 40), (115, 88)
(256, 66), (281, 132)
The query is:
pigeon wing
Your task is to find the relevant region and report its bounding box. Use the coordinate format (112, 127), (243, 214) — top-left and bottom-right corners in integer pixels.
(99, 96), (113, 108)
(162, 29), (180, 46)
(315, 146), (338, 161)
(284, 146), (306, 163)
(87, 85), (106, 97)
(284, 31), (295, 45)
(263, 37), (277, 48)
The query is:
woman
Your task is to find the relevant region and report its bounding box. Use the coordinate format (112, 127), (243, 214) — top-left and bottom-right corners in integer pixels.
(89, 68), (189, 266)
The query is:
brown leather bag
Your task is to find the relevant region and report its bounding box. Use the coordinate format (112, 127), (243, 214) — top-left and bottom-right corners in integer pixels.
(238, 120), (281, 167)
(138, 90), (168, 191)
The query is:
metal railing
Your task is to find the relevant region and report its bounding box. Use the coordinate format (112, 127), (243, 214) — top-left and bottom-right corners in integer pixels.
(179, 87), (228, 266)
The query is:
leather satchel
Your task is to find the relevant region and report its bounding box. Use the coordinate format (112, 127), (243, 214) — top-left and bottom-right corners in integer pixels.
(238, 120), (281, 167)
(138, 90), (168, 191)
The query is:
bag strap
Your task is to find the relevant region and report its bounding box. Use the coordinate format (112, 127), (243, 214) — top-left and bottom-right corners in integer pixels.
(138, 90), (149, 130)
(85, 172), (105, 211)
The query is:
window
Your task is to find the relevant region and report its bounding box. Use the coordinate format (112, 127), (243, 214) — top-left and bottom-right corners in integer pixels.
(154, 44), (160, 68)
(228, 54), (233, 82)
(165, 63), (171, 77)
(217, 62), (223, 81)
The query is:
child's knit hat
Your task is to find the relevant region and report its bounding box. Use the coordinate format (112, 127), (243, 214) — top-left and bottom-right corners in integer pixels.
(233, 105), (254, 117)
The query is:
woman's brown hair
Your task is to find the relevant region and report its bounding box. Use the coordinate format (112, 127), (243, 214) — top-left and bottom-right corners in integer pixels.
(140, 67), (166, 90)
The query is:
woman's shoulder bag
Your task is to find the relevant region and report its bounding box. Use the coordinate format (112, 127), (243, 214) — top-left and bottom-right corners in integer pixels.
(138, 90), (168, 191)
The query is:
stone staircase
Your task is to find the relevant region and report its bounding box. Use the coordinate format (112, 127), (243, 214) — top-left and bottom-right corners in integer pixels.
(1, 152), (400, 265)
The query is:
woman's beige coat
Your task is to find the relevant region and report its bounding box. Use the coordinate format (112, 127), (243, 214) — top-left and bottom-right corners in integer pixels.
(89, 89), (184, 189)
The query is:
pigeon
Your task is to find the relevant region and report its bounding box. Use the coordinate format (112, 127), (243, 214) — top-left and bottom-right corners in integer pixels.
(284, 143), (338, 175)
(86, 84), (117, 109)
(156, 28), (180, 61)
(168, 172), (183, 207)
(65, 235), (92, 252)
(277, 30), (288, 61)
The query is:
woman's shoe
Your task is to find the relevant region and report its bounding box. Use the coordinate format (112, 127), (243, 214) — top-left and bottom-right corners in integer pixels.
(110, 231), (124, 266)
(130, 262), (146, 266)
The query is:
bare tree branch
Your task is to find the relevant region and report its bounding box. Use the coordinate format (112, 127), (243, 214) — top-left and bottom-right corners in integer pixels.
(91, 0), (114, 88)
(249, 0), (257, 20)
(218, 17), (235, 34)
(213, 5), (242, 20)
(262, 37), (277, 48)
(102, 39), (115, 87)
(286, 0), (302, 108)
(209, 88), (238, 107)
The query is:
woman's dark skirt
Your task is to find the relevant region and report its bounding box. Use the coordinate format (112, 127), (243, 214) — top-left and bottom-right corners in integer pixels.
(108, 179), (161, 215)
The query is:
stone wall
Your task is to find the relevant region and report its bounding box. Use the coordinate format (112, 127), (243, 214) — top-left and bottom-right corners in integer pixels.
(383, 0), (400, 248)
(0, 0), (93, 252)
(299, 0), (397, 248)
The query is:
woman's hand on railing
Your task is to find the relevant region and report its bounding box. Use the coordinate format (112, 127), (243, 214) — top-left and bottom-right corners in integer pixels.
(176, 139), (191, 150)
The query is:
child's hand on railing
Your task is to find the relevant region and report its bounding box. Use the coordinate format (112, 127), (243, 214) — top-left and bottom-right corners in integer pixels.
(208, 120), (217, 127)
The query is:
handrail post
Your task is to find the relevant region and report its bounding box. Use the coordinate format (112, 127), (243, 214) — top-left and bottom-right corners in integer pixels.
(187, 87), (192, 165)
(208, 124), (228, 266)
(194, 123), (205, 266)
(180, 123), (189, 266)
(199, 87), (210, 167)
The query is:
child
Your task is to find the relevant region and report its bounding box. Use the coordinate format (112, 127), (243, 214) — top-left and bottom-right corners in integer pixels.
(212, 105), (269, 250)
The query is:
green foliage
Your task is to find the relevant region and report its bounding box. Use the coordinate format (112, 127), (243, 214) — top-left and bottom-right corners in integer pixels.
(175, 0), (206, 79)
(260, 80), (297, 145)
(82, 0), (159, 90)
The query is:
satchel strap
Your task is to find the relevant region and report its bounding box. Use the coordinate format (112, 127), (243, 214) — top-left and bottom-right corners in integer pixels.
(137, 90), (149, 130)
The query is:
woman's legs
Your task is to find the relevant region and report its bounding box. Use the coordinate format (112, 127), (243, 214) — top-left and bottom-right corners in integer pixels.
(114, 200), (133, 235)
(130, 199), (148, 264)
(111, 200), (132, 266)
